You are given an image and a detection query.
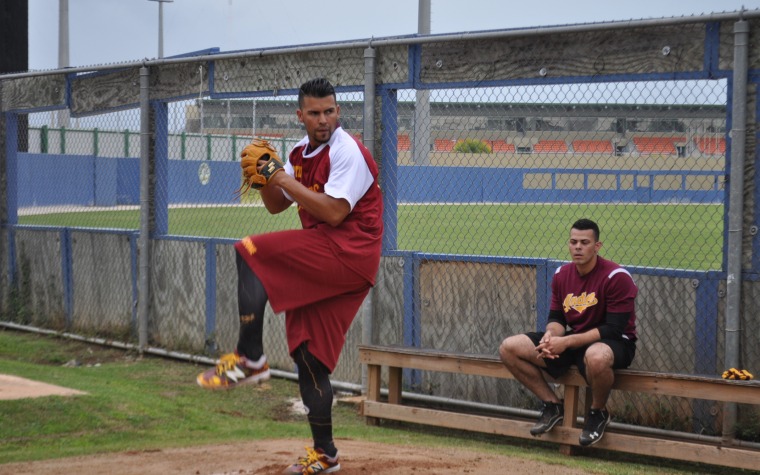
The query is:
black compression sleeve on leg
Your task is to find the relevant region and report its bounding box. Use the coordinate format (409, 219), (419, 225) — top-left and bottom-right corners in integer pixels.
(235, 252), (268, 361)
(294, 343), (337, 458)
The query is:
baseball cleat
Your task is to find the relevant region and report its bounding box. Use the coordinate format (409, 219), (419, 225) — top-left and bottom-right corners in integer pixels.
(196, 352), (270, 389)
(579, 408), (611, 446)
(530, 400), (564, 436)
(282, 447), (340, 474)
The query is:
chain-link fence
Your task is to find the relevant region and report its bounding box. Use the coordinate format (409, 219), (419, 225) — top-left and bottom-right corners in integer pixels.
(1, 12), (759, 443)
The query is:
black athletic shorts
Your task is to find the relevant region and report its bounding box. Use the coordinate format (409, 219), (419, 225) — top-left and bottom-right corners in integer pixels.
(525, 331), (636, 380)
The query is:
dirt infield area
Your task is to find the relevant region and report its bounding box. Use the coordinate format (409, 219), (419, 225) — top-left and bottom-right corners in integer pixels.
(0, 438), (590, 474)
(0, 374), (588, 474)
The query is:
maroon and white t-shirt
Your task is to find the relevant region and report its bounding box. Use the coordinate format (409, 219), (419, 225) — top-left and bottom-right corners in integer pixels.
(284, 126), (383, 284)
(549, 256), (638, 340)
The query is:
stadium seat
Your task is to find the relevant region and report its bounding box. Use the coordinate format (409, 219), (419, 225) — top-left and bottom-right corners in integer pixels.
(633, 136), (686, 155)
(694, 136), (726, 155)
(434, 139), (456, 151)
(397, 134), (411, 151)
(490, 140), (516, 152)
(572, 140), (613, 153)
(533, 140), (569, 153)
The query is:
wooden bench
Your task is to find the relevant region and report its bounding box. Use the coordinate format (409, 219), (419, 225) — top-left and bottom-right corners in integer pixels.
(359, 344), (760, 471)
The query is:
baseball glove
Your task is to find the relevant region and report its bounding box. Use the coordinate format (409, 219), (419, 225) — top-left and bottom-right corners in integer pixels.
(234, 139), (284, 197)
(721, 368), (754, 380)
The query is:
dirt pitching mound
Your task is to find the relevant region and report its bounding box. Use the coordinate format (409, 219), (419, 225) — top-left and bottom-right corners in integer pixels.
(0, 438), (590, 475)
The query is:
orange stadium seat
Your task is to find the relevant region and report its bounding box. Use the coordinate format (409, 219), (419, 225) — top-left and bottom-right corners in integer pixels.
(633, 137), (685, 155)
(434, 139), (455, 151)
(490, 140), (515, 152)
(397, 134), (411, 151)
(572, 140), (613, 153)
(694, 136), (726, 155)
(533, 140), (569, 153)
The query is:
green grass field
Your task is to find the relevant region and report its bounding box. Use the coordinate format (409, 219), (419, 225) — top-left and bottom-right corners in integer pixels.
(0, 330), (738, 474)
(19, 202), (724, 270)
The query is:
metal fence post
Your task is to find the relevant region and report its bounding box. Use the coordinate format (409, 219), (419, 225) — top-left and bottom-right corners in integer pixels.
(138, 65), (152, 351)
(361, 44), (377, 394)
(723, 17), (749, 441)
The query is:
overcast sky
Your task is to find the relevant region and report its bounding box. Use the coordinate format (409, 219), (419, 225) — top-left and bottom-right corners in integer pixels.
(27, 0), (760, 71)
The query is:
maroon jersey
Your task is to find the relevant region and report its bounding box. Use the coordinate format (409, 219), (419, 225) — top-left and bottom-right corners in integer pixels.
(235, 128), (383, 371)
(287, 127), (383, 284)
(549, 256), (637, 340)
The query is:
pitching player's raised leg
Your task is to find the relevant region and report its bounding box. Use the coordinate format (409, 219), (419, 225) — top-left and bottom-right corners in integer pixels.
(196, 252), (271, 389)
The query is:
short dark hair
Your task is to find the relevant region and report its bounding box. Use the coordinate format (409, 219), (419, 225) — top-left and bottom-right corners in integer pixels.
(298, 78), (335, 107)
(571, 218), (600, 241)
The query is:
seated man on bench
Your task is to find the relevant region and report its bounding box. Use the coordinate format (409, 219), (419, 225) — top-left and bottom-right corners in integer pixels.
(498, 218), (638, 446)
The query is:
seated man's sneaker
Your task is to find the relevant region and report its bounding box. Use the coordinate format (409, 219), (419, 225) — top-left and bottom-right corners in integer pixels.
(579, 408), (611, 446)
(530, 401), (564, 436)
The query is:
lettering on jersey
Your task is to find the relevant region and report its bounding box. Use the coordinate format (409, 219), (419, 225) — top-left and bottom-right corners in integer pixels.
(293, 165), (303, 179)
(240, 237), (257, 256)
(563, 292), (598, 314)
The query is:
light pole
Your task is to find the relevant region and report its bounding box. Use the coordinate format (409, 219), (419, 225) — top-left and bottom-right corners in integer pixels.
(56, 0), (70, 128)
(413, 0), (431, 165)
(148, 0), (173, 58)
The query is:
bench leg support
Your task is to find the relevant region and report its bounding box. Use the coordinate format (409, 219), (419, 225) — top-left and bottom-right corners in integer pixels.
(364, 363), (382, 426)
(559, 384), (582, 456)
(388, 366), (402, 405)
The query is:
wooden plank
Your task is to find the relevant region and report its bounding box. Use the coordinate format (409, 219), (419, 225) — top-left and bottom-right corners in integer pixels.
(563, 386), (581, 429)
(213, 45), (408, 94)
(359, 347), (510, 378)
(420, 24), (705, 84)
(374, 256), (405, 346)
(150, 240), (207, 352)
(359, 345), (588, 386)
(375, 45), (411, 85)
(362, 399), (538, 440)
(70, 231), (132, 335)
(214, 50), (366, 94)
(363, 364), (381, 426)
(152, 61), (209, 100)
(70, 68), (140, 115)
(418, 261), (536, 355)
(358, 345), (760, 402)
(613, 371), (760, 404)
(70, 63), (211, 115)
(362, 401), (760, 471)
(560, 385), (582, 456)
(1, 74), (67, 112)
(14, 229), (66, 328)
(366, 364), (381, 402)
(595, 431), (760, 472)
(388, 366), (402, 405)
